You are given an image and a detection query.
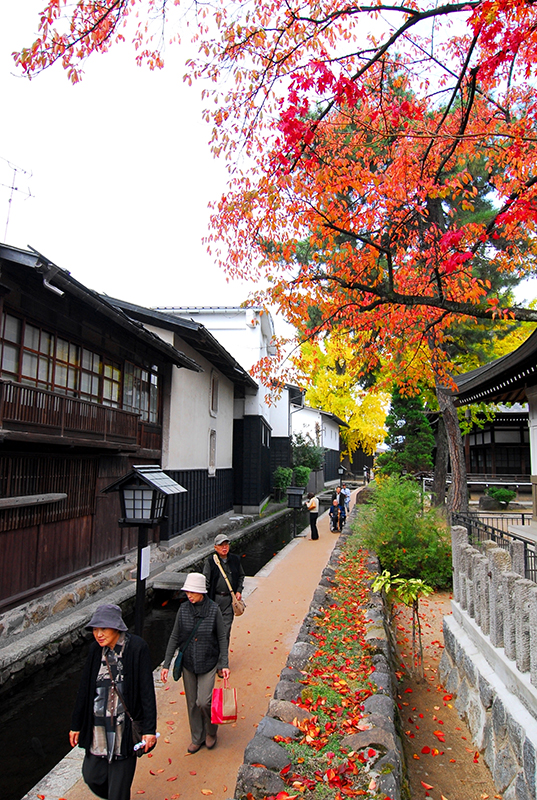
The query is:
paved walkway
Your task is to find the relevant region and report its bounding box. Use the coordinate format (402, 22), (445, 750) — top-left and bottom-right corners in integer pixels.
(55, 495), (354, 800)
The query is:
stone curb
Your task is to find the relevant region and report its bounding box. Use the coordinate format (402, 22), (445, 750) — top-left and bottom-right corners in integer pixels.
(233, 513), (406, 800)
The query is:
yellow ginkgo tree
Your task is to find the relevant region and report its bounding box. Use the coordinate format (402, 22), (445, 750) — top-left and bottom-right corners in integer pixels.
(294, 336), (389, 459)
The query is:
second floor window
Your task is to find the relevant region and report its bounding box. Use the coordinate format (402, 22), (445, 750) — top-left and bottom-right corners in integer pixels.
(0, 312), (159, 422)
(123, 362), (159, 424)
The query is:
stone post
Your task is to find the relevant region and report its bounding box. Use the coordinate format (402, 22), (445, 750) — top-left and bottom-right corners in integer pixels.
(451, 525), (468, 604)
(488, 547), (511, 648)
(473, 552), (489, 629)
(514, 577), (534, 673)
(510, 540), (526, 578)
(503, 572), (519, 662)
(529, 586), (537, 687)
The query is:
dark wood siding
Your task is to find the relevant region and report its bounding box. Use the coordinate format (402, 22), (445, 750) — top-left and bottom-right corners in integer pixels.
(161, 468), (234, 539)
(0, 454), (98, 532)
(270, 436), (292, 483)
(0, 452), (160, 610)
(324, 448), (341, 482)
(233, 416), (271, 508)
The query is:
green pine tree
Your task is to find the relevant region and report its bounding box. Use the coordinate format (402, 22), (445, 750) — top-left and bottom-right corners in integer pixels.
(376, 387), (435, 476)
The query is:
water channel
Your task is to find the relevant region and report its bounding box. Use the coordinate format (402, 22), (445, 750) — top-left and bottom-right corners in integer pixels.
(1, 506), (317, 800)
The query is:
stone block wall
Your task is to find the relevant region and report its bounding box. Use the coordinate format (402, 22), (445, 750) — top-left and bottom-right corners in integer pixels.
(441, 524), (537, 800)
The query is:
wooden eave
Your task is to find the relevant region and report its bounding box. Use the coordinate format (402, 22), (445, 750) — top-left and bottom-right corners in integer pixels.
(104, 297), (259, 397)
(0, 244), (202, 373)
(454, 329), (537, 406)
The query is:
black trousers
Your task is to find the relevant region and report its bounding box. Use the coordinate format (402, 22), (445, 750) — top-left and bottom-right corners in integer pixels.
(82, 752), (137, 800)
(309, 512), (319, 540)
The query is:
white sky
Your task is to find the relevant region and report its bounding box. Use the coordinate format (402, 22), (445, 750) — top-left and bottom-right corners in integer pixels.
(0, 1), (260, 314)
(1, 1), (535, 331)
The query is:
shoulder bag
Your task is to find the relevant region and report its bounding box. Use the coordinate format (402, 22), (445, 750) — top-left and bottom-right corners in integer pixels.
(172, 617), (203, 681)
(213, 554), (246, 616)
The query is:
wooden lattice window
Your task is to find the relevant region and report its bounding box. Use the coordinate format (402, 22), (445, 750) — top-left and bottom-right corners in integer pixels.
(0, 454), (98, 532)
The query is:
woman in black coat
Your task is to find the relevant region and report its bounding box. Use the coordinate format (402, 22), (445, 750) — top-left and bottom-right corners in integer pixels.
(69, 604), (157, 800)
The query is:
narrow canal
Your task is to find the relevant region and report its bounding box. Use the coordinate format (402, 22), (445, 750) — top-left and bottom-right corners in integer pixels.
(1, 506), (315, 800)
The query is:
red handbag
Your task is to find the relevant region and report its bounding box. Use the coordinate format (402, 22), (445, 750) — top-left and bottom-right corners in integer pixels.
(211, 679), (238, 724)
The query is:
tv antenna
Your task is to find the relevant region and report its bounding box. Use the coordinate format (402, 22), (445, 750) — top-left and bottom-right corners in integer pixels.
(0, 156), (33, 241)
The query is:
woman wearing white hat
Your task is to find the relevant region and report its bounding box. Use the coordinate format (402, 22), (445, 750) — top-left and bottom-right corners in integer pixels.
(160, 573), (229, 753)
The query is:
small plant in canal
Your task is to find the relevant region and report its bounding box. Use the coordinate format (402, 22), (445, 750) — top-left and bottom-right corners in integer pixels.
(371, 570), (433, 679)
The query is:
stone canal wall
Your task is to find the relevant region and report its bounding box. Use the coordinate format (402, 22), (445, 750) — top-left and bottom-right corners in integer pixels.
(233, 520), (406, 800)
(0, 509), (267, 692)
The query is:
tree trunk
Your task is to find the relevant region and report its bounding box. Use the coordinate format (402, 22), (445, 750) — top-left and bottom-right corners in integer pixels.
(432, 413), (448, 508)
(435, 380), (468, 513)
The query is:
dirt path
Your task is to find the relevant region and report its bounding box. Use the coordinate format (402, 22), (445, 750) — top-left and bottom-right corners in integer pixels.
(395, 593), (502, 800)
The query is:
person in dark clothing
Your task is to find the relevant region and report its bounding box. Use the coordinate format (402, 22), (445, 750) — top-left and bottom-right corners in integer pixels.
(69, 604), (157, 800)
(160, 573), (229, 753)
(329, 498), (346, 532)
(203, 533), (245, 646)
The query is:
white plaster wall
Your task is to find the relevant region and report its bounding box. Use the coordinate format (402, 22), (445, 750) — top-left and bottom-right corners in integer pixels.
(173, 308), (269, 372)
(143, 324), (234, 471)
(291, 406), (341, 453)
(323, 416), (341, 451)
(269, 389), (291, 437)
(292, 406), (323, 443)
(525, 385), (537, 477)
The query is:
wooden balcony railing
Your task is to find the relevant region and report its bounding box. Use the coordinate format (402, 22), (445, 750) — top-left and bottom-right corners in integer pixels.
(0, 381), (145, 445)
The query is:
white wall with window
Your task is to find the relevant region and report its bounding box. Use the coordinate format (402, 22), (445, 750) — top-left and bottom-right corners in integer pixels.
(144, 324), (234, 471)
(291, 405), (342, 454)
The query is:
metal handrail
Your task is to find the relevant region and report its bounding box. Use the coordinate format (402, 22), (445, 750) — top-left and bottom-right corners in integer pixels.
(452, 511), (537, 584)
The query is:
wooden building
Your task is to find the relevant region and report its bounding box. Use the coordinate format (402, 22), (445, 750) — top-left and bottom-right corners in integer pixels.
(104, 299), (261, 528)
(455, 329), (537, 512)
(0, 244), (199, 611)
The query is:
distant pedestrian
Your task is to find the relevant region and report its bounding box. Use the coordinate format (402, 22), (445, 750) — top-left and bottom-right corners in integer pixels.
(305, 492), (319, 540)
(203, 534), (245, 648)
(69, 604), (157, 800)
(342, 483), (351, 513)
(160, 573), (229, 753)
(332, 486), (345, 506)
(363, 465), (369, 484)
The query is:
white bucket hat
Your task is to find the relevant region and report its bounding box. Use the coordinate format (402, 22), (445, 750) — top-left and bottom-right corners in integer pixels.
(182, 572), (207, 594)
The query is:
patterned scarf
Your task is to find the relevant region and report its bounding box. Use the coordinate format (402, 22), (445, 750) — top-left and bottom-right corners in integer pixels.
(90, 632), (128, 761)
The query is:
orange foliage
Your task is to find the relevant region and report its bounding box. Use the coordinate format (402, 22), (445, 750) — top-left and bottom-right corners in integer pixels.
(15, 0), (537, 386)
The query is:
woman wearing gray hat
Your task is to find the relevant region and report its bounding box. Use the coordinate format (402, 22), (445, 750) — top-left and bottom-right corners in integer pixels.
(69, 604), (157, 800)
(160, 573), (229, 753)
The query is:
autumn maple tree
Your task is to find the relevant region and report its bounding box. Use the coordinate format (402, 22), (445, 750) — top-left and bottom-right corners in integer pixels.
(15, 0), (537, 510)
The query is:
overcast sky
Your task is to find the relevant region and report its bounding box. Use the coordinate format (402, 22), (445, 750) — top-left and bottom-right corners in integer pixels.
(1, 1), (535, 330)
(0, 0), (258, 313)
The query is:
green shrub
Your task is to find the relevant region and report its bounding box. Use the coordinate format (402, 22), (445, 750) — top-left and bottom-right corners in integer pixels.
(291, 432), (326, 471)
(273, 466), (293, 490)
(486, 486), (516, 505)
(294, 465), (311, 488)
(352, 475), (452, 589)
